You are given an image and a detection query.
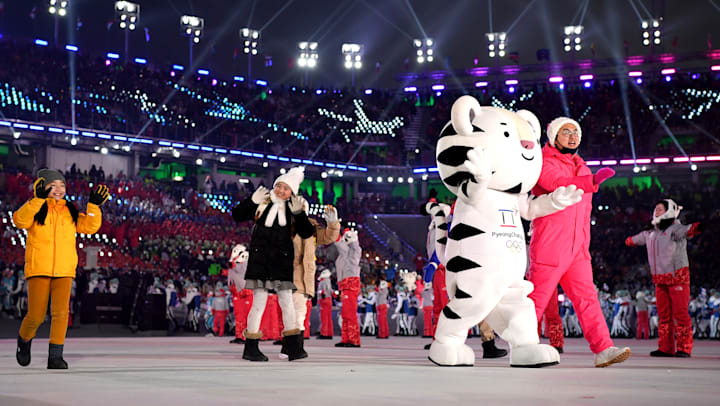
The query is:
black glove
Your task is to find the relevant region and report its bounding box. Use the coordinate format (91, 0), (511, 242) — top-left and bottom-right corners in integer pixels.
(34, 178), (50, 199)
(89, 185), (110, 206)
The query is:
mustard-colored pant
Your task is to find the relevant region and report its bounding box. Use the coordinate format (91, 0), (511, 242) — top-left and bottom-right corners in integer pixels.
(479, 320), (495, 343)
(19, 277), (73, 345)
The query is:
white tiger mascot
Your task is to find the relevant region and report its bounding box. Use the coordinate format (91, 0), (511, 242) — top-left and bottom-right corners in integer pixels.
(428, 95), (583, 367)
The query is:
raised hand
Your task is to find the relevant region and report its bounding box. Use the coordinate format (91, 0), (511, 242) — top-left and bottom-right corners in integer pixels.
(289, 195), (307, 214)
(463, 146), (493, 185)
(593, 167), (615, 185)
(324, 205), (338, 223)
(34, 178), (50, 199)
(89, 185), (110, 206)
(251, 186), (270, 204)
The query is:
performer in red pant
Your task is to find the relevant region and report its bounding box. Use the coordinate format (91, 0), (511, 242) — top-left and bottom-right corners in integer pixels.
(260, 293), (280, 341)
(539, 287), (564, 353)
(376, 281), (390, 339)
(304, 299), (312, 338)
(317, 269), (334, 339)
(212, 288), (229, 337)
(635, 291), (650, 340)
(227, 244), (252, 344)
(626, 199), (702, 357)
(422, 282), (434, 338)
(334, 230), (362, 347)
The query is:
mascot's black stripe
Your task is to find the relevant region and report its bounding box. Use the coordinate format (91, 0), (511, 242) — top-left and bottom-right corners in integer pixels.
(448, 223), (485, 240)
(502, 183), (522, 193)
(443, 171), (474, 187)
(443, 306), (462, 319)
(437, 237), (447, 245)
(437, 146), (474, 167)
(446, 256), (481, 273)
(455, 287), (472, 299)
(439, 124), (457, 138)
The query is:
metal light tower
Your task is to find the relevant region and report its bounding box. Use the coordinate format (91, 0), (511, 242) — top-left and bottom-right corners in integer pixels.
(298, 41), (318, 87)
(563, 25), (583, 54)
(48, 0), (69, 47)
(414, 38), (434, 64)
(342, 43), (363, 87)
(115, 1), (139, 63)
(240, 27), (260, 82)
(181, 15), (204, 66)
(486, 32), (506, 58)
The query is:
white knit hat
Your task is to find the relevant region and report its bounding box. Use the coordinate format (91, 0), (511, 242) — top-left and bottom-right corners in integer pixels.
(273, 166), (304, 195)
(546, 117), (582, 148)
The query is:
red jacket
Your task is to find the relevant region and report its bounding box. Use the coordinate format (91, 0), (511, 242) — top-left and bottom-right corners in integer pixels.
(529, 144), (598, 267)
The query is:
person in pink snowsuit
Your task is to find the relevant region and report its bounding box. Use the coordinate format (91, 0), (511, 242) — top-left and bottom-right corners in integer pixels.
(527, 117), (631, 368)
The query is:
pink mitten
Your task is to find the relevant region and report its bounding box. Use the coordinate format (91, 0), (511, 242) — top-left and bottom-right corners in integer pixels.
(593, 167), (615, 185)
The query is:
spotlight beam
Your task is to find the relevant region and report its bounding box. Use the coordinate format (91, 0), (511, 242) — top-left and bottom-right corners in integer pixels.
(247, 0), (257, 26)
(506, 0), (538, 34)
(570, 0), (588, 25)
(626, 0), (644, 22)
(358, 0), (414, 40)
(315, 6), (355, 43)
(618, 74), (638, 162)
(259, 0), (297, 32)
(164, 0), (183, 16)
(633, 0), (653, 19)
(310, 0), (352, 40)
(488, 0), (493, 33)
(403, 0), (428, 40)
(709, 0), (720, 12)
(578, 0), (590, 25)
(629, 80), (690, 161)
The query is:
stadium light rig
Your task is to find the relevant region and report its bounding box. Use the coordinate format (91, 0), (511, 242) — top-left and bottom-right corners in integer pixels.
(241, 28), (260, 55)
(115, 1), (139, 31)
(49, 0), (68, 17)
(642, 18), (662, 46)
(342, 43), (363, 70)
(486, 32), (506, 58)
(298, 42), (318, 68)
(563, 25), (583, 53)
(414, 38), (434, 64)
(181, 15), (204, 44)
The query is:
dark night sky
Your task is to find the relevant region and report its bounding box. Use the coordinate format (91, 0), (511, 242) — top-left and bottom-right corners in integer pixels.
(1, 0), (719, 87)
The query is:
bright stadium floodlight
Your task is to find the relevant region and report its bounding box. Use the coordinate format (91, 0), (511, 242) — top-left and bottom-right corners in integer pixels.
(115, 1), (139, 31)
(563, 25), (583, 53)
(240, 27), (260, 55)
(642, 18), (662, 46)
(342, 43), (363, 86)
(115, 1), (140, 63)
(414, 38), (434, 64)
(486, 32), (506, 58)
(298, 41), (318, 69)
(49, 0), (68, 17)
(240, 27), (260, 82)
(181, 15), (203, 66)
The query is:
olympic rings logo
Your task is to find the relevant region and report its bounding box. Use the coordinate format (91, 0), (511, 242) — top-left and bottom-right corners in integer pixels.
(506, 240), (523, 253)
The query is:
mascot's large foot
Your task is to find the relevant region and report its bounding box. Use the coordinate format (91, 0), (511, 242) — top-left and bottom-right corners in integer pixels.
(428, 341), (475, 367)
(509, 344), (559, 368)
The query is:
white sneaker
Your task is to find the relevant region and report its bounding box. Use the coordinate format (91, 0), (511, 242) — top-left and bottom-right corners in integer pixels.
(594, 346), (631, 368)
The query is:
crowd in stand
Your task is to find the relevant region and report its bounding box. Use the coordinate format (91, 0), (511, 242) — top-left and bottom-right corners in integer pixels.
(2, 40), (719, 168)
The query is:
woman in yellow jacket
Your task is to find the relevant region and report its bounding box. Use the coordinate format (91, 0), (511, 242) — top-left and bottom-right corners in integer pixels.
(13, 169), (109, 369)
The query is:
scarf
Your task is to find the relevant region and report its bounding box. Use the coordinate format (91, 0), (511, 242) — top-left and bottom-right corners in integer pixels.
(264, 190), (287, 228)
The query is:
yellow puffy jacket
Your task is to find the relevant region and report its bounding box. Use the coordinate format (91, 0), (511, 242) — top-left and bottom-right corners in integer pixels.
(13, 197), (102, 278)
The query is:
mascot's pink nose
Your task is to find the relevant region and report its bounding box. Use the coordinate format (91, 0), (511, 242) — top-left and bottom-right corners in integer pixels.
(521, 140), (535, 150)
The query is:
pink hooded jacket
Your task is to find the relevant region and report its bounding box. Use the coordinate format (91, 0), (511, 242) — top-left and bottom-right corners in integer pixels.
(529, 144), (599, 267)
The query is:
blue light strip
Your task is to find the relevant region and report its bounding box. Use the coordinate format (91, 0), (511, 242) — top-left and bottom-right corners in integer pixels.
(198, 69), (210, 76)
(134, 58), (147, 64)
(65, 45), (79, 52)
(2, 118), (373, 173)
(107, 53), (120, 59)
(35, 39), (49, 47)
(172, 64), (185, 71)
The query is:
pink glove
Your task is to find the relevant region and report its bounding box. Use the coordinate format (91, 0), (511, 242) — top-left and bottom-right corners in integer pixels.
(593, 167), (615, 185)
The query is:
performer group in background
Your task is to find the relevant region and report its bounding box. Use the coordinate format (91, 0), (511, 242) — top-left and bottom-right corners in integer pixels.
(14, 169), (109, 369)
(626, 199), (704, 357)
(10, 95), (712, 371)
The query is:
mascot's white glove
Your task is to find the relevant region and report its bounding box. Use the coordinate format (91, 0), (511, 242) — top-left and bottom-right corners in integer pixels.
(324, 205), (338, 224)
(550, 184), (584, 210)
(289, 195), (307, 215)
(251, 186), (270, 204)
(391, 313), (398, 320)
(464, 146), (492, 185)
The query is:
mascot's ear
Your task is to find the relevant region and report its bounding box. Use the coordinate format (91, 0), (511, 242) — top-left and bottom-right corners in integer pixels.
(451, 95), (482, 136)
(516, 109), (541, 140)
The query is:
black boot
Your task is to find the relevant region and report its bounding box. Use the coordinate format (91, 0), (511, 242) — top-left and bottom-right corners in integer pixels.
(242, 330), (268, 362)
(675, 351), (691, 358)
(553, 346), (564, 354)
(482, 339), (508, 359)
(650, 349), (675, 357)
(47, 343), (68, 369)
(229, 337), (245, 344)
(424, 343), (432, 350)
(283, 329), (308, 361)
(273, 339), (283, 345)
(16, 336), (32, 367)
